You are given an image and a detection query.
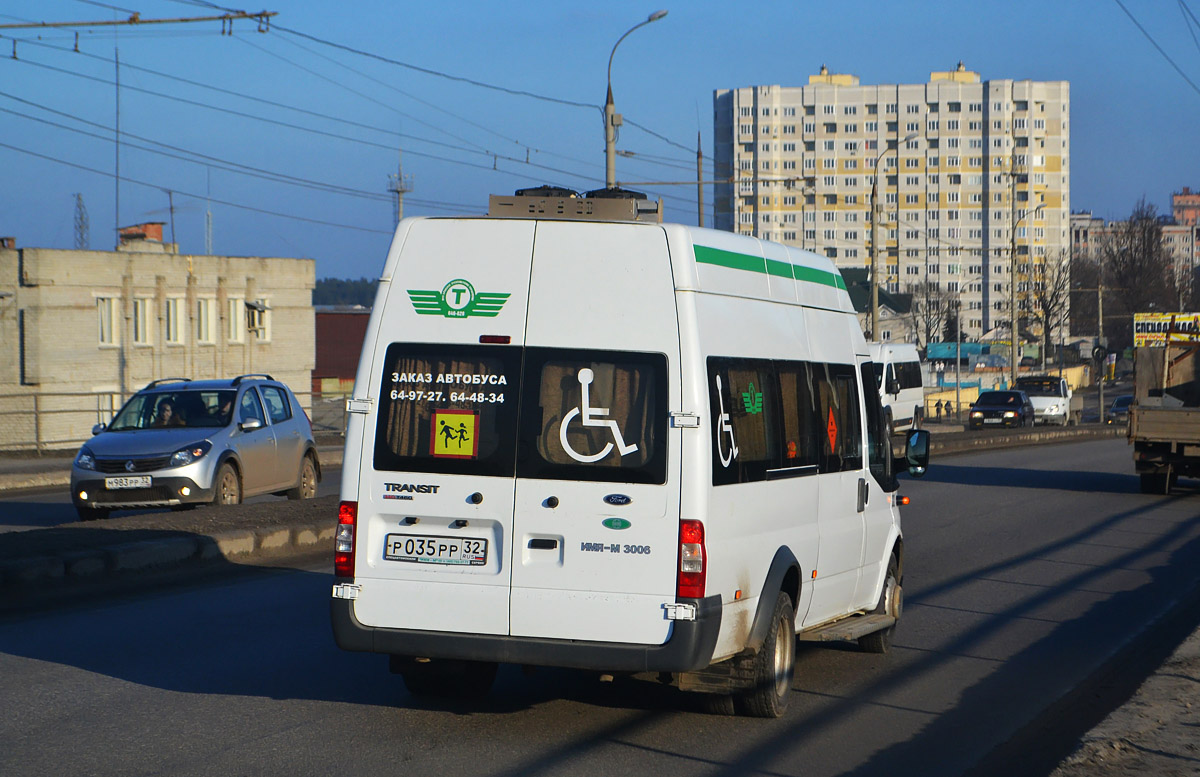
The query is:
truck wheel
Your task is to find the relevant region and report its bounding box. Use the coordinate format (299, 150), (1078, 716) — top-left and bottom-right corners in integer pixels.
(1140, 472), (1170, 495)
(859, 557), (901, 654)
(735, 591), (795, 718)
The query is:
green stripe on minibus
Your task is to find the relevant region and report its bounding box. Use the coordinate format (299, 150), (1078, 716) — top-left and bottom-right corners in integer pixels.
(694, 245), (847, 291)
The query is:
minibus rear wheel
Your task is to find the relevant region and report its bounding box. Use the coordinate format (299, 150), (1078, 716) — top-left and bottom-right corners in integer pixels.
(736, 591), (795, 718)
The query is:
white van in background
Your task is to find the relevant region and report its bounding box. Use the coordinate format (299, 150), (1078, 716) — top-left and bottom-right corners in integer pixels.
(869, 342), (924, 434)
(331, 192), (929, 717)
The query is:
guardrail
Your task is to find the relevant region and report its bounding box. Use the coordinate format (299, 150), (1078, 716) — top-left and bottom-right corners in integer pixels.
(0, 389), (349, 454)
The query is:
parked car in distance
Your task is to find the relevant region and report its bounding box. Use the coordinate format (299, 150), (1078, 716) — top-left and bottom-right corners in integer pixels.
(968, 390), (1036, 430)
(1106, 394), (1134, 425)
(71, 375), (320, 520)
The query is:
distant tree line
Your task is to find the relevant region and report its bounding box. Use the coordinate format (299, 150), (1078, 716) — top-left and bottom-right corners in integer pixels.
(1071, 198), (1194, 352)
(313, 277), (378, 307)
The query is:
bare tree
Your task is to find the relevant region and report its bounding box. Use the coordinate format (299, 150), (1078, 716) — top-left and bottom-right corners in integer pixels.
(1027, 248), (1072, 368)
(903, 280), (953, 352)
(1096, 198), (1178, 350)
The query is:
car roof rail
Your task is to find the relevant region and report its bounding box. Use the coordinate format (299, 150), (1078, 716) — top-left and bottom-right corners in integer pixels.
(231, 373), (275, 386)
(144, 377), (192, 389)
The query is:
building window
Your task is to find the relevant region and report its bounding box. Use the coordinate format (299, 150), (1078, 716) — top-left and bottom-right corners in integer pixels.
(247, 299), (271, 341)
(97, 297), (117, 346)
(228, 298), (245, 343)
(133, 298), (152, 345)
(165, 298), (184, 345)
(197, 299), (215, 344)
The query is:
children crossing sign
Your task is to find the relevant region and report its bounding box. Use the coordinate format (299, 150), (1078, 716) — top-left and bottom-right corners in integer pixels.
(430, 409), (480, 459)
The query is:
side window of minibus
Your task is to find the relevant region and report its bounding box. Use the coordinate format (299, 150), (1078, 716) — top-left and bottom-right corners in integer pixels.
(814, 363), (863, 473)
(776, 361), (821, 468)
(708, 357), (779, 485)
(860, 363), (895, 490)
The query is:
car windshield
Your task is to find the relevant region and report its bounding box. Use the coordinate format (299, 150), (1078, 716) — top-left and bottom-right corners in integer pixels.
(1016, 379), (1060, 397)
(976, 391), (1021, 406)
(108, 389), (236, 430)
(1112, 396), (1133, 410)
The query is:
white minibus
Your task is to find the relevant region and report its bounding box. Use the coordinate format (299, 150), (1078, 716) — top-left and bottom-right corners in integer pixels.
(331, 194), (929, 717)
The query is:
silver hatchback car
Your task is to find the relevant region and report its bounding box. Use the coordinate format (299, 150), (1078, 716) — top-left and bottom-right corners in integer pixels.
(71, 375), (320, 520)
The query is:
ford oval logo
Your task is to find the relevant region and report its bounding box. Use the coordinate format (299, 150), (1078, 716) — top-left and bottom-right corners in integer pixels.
(602, 517), (632, 530)
(603, 494), (632, 506)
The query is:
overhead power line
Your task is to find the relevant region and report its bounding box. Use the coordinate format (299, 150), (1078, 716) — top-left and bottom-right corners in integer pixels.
(1113, 0), (1200, 98)
(0, 9), (274, 30)
(0, 139), (396, 234)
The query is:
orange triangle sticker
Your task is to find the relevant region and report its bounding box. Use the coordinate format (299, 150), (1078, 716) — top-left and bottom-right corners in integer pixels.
(826, 407), (838, 451)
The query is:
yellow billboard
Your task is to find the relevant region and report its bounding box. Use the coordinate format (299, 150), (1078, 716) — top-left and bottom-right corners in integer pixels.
(1133, 312), (1200, 346)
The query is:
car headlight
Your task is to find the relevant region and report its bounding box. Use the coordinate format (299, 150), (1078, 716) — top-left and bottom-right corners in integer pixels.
(169, 440), (213, 468)
(1003, 411), (1017, 418)
(75, 447), (97, 471)
(970, 411), (983, 418)
(1046, 404), (1059, 414)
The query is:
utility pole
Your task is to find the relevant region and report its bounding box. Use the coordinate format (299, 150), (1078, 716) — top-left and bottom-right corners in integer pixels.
(696, 132), (704, 228)
(2, 11), (278, 248)
(386, 149), (413, 225)
(73, 193), (89, 249)
(1098, 280), (1105, 423)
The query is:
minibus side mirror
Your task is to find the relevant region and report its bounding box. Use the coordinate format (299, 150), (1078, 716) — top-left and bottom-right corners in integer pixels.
(900, 429), (929, 478)
(887, 378), (901, 395)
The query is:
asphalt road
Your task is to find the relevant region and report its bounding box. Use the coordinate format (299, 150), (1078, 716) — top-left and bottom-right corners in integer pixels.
(2, 439), (1199, 777)
(0, 466), (343, 533)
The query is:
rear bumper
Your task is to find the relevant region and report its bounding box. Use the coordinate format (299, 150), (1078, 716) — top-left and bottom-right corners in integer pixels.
(331, 588), (723, 673)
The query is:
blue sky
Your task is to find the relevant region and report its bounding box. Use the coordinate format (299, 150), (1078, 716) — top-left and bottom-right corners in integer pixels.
(3, 0), (1199, 279)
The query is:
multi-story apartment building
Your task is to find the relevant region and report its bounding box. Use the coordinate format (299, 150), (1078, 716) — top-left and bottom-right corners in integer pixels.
(1173, 187), (1200, 226)
(714, 64), (1070, 343)
(1073, 207), (1200, 308)
(0, 224), (315, 450)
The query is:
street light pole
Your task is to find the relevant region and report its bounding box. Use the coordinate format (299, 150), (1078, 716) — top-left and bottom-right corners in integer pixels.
(1009, 200), (1044, 386)
(604, 10), (668, 190)
(869, 132), (917, 341)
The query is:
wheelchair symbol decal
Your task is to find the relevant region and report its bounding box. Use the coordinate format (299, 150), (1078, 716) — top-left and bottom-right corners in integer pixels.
(559, 368), (639, 464)
(715, 375), (739, 467)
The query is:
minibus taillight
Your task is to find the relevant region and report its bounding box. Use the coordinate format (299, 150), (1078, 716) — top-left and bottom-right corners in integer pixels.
(677, 519), (706, 599)
(335, 501), (357, 578)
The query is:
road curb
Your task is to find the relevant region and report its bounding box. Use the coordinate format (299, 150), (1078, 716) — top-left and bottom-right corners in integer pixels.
(929, 426), (1125, 456)
(0, 517), (335, 592)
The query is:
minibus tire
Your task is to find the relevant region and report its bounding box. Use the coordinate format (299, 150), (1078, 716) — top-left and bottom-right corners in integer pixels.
(859, 557), (900, 654)
(736, 591), (795, 718)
